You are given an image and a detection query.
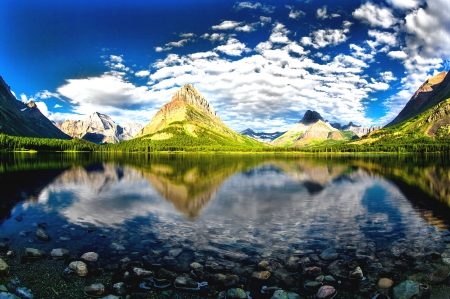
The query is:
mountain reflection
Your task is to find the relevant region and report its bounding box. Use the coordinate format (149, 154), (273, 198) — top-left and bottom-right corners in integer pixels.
(0, 153), (449, 228)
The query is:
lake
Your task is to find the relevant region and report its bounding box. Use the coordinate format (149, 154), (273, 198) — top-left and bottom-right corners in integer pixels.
(0, 153), (450, 299)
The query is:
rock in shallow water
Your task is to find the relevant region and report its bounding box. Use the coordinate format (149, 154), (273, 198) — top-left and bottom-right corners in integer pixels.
(252, 270), (271, 280)
(81, 252), (99, 262)
(226, 288), (248, 299)
(271, 290), (301, 299)
(320, 248), (338, 261)
(84, 283), (106, 296)
(0, 258), (9, 276)
(36, 228), (50, 241)
(393, 280), (420, 299)
(316, 285), (336, 299)
(25, 248), (46, 259)
(51, 248), (69, 260)
(68, 261), (88, 276)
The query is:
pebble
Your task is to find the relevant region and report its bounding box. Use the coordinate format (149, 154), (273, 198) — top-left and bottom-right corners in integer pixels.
(320, 248), (338, 261)
(378, 278), (393, 289)
(316, 285), (336, 299)
(0, 258), (9, 276)
(349, 266), (364, 280)
(271, 290), (301, 299)
(252, 270), (271, 280)
(6, 251), (15, 259)
(226, 288), (248, 299)
(68, 261), (88, 276)
(36, 228), (50, 241)
(190, 262), (203, 270)
(81, 252), (99, 262)
(51, 248), (69, 260)
(84, 283), (106, 296)
(174, 274), (199, 290)
(169, 248), (183, 257)
(25, 248), (46, 259)
(110, 243), (125, 250)
(133, 267), (154, 278)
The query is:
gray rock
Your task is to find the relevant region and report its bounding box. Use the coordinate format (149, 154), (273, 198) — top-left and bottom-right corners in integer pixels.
(81, 252), (99, 262)
(36, 228), (50, 241)
(0, 293), (20, 299)
(169, 248), (183, 257)
(51, 248), (69, 260)
(25, 248), (46, 259)
(174, 274), (199, 290)
(68, 261), (88, 276)
(226, 288), (248, 299)
(271, 290), (301, 299)
(133, 267), (154, 278)
(393, 280), (419, 299)
(84, 283), (106, 296)
(320, 248), (338, 261)
(112, 282), (126, 295)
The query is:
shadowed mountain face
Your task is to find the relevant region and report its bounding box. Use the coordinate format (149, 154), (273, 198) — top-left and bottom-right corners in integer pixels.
(239, 128), (286, 142)
(0, 77), (70, 139)
(387, 71), (448, 127)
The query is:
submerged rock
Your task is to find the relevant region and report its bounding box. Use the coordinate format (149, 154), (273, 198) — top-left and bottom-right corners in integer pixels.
(84, 283), (106, 296)
(0, 258), (9, 276)
(393, 280), (420, 299)
(316, 285), (336, 299)
(25, 248), (46, 259)
(271, 290), (301, 299)
(132, 267), (154, 278)
(0, 292), (20, 299)
(0, 242), (8, 252)
(320, 248), (338, 261)
(81, 252), (99, 262)
(36, 228), (50, 241)
(226, 288), (248, 299)
(252, 271), (271, 280)
(174, 274), (199, 290)
(51, 248), (69, 260)
(68, 261), (88, 277)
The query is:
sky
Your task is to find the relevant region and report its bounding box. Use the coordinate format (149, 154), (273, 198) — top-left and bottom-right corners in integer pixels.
(1, 0), (450, 132)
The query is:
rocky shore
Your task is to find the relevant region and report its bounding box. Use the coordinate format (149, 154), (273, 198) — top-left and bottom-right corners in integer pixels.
(1, 221), (450, 299)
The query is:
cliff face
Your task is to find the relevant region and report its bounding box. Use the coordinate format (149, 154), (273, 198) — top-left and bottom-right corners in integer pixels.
(0, 76), (70, 139)
(340, 122), (383, 137)
(54, 112), (143, 143)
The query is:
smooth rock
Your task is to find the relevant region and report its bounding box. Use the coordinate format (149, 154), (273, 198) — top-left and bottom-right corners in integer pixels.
(378, 278), (393, 289)
(349, 266), (364, 279)
(158, 268), (177, 280)
(84, 283), (106, 296)
(393, 280), (420, 299)
(303, 266), (322, 277)
(110, 243), (125, 250)
(0, 258), (8, 276)
(68, 261), (88, 276)
(81, 252), (99, 262)
(190, 262), (203, 270)
(258, 260), (270, 269)
(427, 265), (450, 284)
(316, 285), (336, 299)
(213, 273), (239, 287)
(174, 274), (199, 289)
(304, 281), (322, 291)
(320, 248), (338, 261)
(226, 288), (248, 299)
(0, 285), (8, 292)
(14, 215), (23, 222)
(36, 227), (50, 241)
(51, 248), (69, 259)
(252, 270), (271, 280)
(133, 267), (154, 278)
(169, 248), (183, 257)
(271, 290), (301, 299)
(25, 248), (46, 259)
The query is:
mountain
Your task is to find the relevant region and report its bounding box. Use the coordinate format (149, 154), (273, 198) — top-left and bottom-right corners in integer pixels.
(240, 128), (286, 142)
(0, 76), (70, 139)
(271, 110), (356, 147)
(338, 122), (382, 137)
(387, 71), (448, 127)
(133, 84), (261, 148)
(54, 112), (143, 144)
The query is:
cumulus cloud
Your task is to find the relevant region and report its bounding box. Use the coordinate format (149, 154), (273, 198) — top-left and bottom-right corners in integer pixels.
(380, 71), (397, 82)
(201, 33), (228, 42)
(135, 70), (150, 77)
(35, 101), (49, 117)
(214, 38), (250, 56)
(386, 0), (424, 10)
(54, 104), (62, 108)
(366, 29), (398, 52)
(234, 2), (261, 10)
(285, 5), (305, 19)
(269, 23), (291, 44)
(35, 90), (61, 100)
(387, 50), (408, 60)
(350, 44), (374, 61)
(301, 22), (352, 49)
(352, 2), (398, 28)
(316, 6), (340, 20)
(212, 21), (242, 30)
(166, 39), (189, 47)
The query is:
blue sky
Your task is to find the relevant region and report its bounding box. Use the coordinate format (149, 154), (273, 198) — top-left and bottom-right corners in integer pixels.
(1, 0), (449, 132)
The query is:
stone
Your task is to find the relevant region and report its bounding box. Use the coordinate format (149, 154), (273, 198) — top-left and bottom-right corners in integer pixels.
(0, 258), (9, 276)
(190, 262), (203, 270)
(213, 273), (239, 287)
(258, 260), (270, 269)
(252, 270), (271, 280)
(158, 268), (177, 280)
(378, 278), (393, 289)
(84, 283), (106, 296)
(174, 274), (199, 290)
(68, 261), (88, 276)
(14, 215), (23, 222)
(304, 281), (322, 291)
(393, 280), (420, 299)
(110, 243), (125, 250)
(81, 252), (99, 262)
(226, 288), (248, 299)
(0, 292), (20, 299)
(349, 266), (364, 280)
(271, 290), (301, 299)
(133, 267), (154, 278)
(316, 285), (336, 299)
(169, 248), (183, 257)
(427, 265), (450, 284)
(303, 266), (322, 277)
(100, 296), (120, 299)
(25, 248), (46, 259)
(36, 227), (50, 241)
(320, 248), (338, 261)
(51, 248), (69, 260)
(6, 251), (15, 258)
(112, 282), (126, 295)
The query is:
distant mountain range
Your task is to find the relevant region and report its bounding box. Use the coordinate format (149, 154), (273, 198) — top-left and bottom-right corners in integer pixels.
(239, 128), (286, 142)
(0, 76), (70, 139)
(54, 112), (143, 144)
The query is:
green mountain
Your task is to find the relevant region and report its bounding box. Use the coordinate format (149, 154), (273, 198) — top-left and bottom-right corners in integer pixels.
(0, 76), (70, 139)
(387, 71), (448, 127)
(271, 110), (356, 147)
(132, 84), (262, 149)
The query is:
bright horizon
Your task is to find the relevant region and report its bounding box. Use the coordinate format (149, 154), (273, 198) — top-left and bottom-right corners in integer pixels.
(1, 0), (449, 132)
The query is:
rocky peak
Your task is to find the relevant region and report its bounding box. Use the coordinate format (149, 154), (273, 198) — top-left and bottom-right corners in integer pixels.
(300, 110), (323, 124)
(413, 71), (447, 98)
(27, 101), (37, 108)
(240, 128), (255, 134)
(171, 84), (217, 117)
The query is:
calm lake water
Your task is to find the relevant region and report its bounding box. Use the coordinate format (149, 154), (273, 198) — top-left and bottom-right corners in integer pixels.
(0, 153), (450, 298)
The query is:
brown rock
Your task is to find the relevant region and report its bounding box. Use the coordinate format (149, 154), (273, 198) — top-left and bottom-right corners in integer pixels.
(378, 278), (393, 289)
(252, 271), (271, 280)
(81, 252), (99, 262)
(316, 285), (336, 299)
(69, 261), (88, 276)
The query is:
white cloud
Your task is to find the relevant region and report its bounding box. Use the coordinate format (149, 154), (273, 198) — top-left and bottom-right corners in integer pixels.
(214, 38), (250, 56)
(380, 71), (397, 82)
(386, 0), (424, 10)
(316, 6), (340, 20)
(35, 101), (49, 117)
(180, 33), (195, 38)
(20, 93), (28, 103)
(54, 104), (62, 108)
(234, 2), (261, 10)
(301, 22), (351, 49)
(387, 50), (408, 60)
(201, 33), (228, 42)
(352, 2), (398, 28)
(236, 24), (257, 32)
(269, 23), (291, 44)
(110, 55), (123, 63)
(166, 39), (189, 47)
(260, 16), (272, 25)
(135, 70), (150, 77)
(285, 5), (305, 19)
(35, 90), (61, 100)
(212, 21), (242, 30)
(366, 30), (398, 52)
(349, 44), (374, 61)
